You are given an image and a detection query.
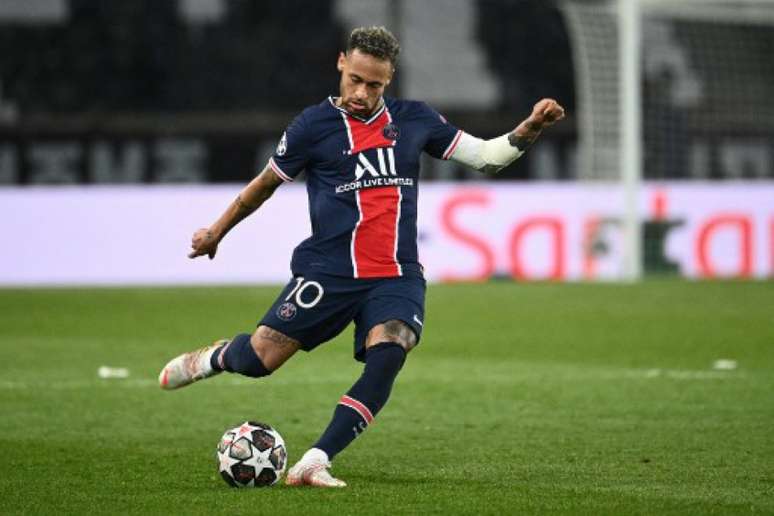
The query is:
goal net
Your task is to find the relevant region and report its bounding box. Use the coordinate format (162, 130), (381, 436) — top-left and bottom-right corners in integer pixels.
(560, 0), (774, 279)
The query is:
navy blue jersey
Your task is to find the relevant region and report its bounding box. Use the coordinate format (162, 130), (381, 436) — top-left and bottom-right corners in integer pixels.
(269, 97), (461, 279)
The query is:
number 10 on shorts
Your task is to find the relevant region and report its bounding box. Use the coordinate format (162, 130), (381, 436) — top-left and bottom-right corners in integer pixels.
(285, 277), (325, 309)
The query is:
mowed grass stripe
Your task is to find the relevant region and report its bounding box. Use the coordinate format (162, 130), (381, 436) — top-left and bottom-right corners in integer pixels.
(0, 280), (772, 515)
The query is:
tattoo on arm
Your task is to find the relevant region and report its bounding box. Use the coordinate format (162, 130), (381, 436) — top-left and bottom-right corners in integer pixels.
(212, 170), (278, 241)
(235, 194), (257, 214)
(509, 121), (542, 151)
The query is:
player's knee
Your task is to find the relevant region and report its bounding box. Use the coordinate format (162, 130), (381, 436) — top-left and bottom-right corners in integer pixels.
(367, 320), (417, 352)
(250, 326), (300, 371)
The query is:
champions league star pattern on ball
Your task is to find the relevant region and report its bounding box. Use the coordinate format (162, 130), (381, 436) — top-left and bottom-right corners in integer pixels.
(216, 421), (288, 488)
(269, 96), (461, 279)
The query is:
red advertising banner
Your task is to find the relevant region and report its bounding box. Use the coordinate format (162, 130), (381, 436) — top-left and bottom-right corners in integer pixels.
(1, 182), (771, 285)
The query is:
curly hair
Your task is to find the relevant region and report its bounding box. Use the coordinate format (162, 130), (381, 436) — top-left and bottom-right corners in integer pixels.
(346, 26), (400, 66)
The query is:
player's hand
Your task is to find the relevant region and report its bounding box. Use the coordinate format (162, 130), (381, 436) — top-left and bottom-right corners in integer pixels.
(188, 228), (219, 260)
(528, 98), (565, 129)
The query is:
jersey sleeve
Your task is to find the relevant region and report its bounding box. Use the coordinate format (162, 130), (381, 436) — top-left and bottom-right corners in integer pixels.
(419, 102), (463, 160)
(268, 113), (310, 182)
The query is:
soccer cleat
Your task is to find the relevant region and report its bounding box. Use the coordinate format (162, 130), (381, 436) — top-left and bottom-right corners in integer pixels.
(158, 339), (228, 390)
(285, 448), (347, 488)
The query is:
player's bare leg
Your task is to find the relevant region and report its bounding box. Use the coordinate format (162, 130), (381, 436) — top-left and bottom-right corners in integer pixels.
(287, 320), (416, 488)
(159, 326), (299, 390)
(363, 320), (418, 353)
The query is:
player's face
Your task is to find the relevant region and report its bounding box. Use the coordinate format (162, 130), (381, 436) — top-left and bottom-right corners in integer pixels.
(337, 50), (393, 118)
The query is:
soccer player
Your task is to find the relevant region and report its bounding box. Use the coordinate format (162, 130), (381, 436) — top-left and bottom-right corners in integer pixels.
(159, 26), (564, 487)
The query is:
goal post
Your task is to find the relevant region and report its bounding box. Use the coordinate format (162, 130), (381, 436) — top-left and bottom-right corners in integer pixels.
(561, 0), (643, 280)
(560, 0), (774, 281)
(619, 0), (642, 282)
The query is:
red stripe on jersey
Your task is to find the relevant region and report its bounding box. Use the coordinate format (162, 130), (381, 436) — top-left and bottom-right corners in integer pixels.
(442, 129), (463, 160)
(347, 108), (395, 154)
(352, 186), (402, 278)
(339, 395), (374, 424)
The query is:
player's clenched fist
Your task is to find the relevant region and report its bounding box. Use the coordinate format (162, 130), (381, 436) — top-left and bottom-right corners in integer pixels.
(530, 98), (565, 128)
(188, 228), (219, 259)
(510, 98), (565, 151)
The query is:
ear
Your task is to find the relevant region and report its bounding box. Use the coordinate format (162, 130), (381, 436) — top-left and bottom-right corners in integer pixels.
(386, 67), (395, 86)
(337, 52), (346, 73)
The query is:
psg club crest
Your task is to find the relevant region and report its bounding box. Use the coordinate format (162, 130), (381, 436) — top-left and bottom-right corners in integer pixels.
(276, 132), (288, 156)
(382, 123), (400, 141)
(277, 302), (297, 321)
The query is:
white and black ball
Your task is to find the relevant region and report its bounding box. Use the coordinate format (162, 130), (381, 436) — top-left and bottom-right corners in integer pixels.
(216, 421), (287, 487)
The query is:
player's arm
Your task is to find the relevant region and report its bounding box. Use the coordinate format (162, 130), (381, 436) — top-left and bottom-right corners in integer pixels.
(449, 98), (565, 174)
(188, 163), (284, 259)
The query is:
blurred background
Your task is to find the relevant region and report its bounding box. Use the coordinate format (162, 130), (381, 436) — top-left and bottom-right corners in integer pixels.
(3, 4), (773, 513)
(1, 0), (773, 284)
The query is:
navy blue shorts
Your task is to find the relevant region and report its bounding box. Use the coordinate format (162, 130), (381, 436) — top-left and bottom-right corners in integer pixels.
(258, 273), (426, 362)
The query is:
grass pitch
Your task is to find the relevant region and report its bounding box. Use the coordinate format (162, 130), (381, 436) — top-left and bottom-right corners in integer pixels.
(1, 280), (772, 515)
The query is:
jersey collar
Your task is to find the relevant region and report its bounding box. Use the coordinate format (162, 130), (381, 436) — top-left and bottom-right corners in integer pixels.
(328, 96), (386, 125)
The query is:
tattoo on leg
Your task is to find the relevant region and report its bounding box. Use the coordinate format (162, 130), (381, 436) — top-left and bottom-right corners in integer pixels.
(373, 320), (417, 349)
(256, 326), (298, 349)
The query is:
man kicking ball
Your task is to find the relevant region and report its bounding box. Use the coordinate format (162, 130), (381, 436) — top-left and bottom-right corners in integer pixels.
(159, 26), (564, 487)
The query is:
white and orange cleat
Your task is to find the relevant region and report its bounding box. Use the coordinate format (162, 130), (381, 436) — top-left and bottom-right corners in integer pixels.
(285, 448), (347, 488)
(158, 339), (228, 390)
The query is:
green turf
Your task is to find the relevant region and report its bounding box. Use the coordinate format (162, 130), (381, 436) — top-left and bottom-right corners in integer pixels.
(1, 281), (773, 515)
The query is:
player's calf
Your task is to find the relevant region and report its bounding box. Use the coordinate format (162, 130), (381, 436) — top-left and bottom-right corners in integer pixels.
(159, 329), (293, 390)
(311, 342), (407, 460)
(288, 341), (405, 486)
(213, 333), (273, 377)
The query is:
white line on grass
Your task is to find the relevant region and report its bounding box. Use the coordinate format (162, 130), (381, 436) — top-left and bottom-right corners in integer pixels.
(0, 367), (744, 391)
(0, 376), (355, 390)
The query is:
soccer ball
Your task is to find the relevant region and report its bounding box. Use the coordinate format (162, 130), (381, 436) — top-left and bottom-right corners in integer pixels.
(216, 421), (287, 487)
